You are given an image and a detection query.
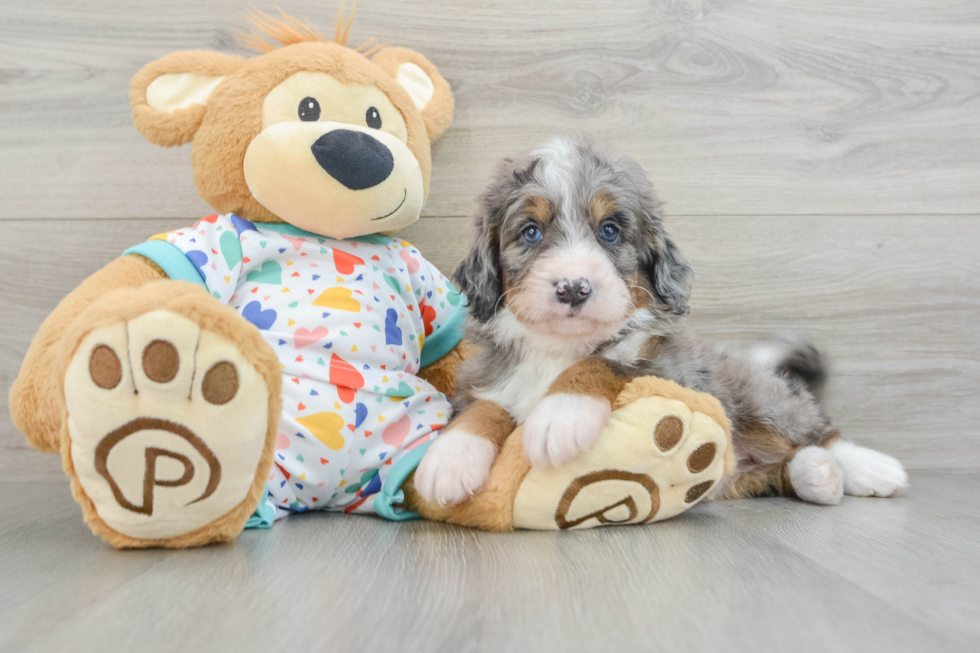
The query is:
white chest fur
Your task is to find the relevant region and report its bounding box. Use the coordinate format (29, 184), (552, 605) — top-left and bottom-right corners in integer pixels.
(471, 313), (604, 423)
(473, 346), (583, 423)
(601, 329), (649, 366)
(470, 310), (658, 424)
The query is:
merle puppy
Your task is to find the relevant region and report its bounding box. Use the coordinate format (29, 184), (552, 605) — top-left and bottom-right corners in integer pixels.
(414, 137), (907, 507)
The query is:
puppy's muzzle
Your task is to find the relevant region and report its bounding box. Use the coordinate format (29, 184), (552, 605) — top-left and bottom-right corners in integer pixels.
(311, 129), (394, 190)
(555, 277), (592, 307)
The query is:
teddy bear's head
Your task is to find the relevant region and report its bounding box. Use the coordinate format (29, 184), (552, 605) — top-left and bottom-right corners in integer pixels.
(129, 8), (453, 239)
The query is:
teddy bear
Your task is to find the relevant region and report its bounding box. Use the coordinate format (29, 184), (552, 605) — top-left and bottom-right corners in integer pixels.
(8, 7), (733, 548)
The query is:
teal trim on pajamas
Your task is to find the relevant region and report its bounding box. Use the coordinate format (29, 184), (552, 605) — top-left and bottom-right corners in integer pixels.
(258, 222), (390, 245)
(375, 441), (431, 521)
(123, 240), (207, 289)
(244, 487), (276, 529)
(256, 222), (328, 239)
(420, 300), (467, 368)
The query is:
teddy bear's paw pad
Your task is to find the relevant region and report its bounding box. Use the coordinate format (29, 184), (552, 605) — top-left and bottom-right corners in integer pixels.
(512, 394), (729, 530)
(64, 310), (271, 541)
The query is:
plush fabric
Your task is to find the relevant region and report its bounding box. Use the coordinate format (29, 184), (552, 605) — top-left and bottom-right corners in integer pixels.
(241, 119), (425, 237)
(129, 21), (453, 227)
(56, 281), (283, 548)
(372, 48), (455, 142)
(512, 385), (730, 529)
(10, 9), (463, 547)
(184, 42), (437, 223)
(402, 378), (734, 532)
(130, 50), (245, 147)
(9, 255), (167, 453)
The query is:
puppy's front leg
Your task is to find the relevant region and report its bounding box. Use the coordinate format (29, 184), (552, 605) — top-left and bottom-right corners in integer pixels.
(414, 400), (514, 506)
(523, 357), (630, 468)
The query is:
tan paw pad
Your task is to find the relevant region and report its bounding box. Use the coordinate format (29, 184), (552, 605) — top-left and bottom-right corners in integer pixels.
(513, 388), (729, 530)
(64, 310), (270, 541)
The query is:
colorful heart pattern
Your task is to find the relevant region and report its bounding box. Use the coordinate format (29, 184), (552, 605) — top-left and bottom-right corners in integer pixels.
(399, 248), (420, 274)
(312, 287), (361, 312)
(294, 326), (329, 349)
(242, 301), (277, 330)
(334, 249), (365, 274)
(296, 412), (346, 450)
(219, 230), (243, 269)
(147, 213), (463, 516)
(246, 260), (282, 285)
(384, 308), (403, 346)
(381, 415), (411, 448)
(329, 353), (364, 404)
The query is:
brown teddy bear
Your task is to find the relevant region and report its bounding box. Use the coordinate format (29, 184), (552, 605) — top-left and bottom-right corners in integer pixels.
(9, 7), (733, 548)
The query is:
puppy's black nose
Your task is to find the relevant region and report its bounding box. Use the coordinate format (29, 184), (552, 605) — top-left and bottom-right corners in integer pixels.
(555, 277), (592, 307)
(311, 129), (394, 190)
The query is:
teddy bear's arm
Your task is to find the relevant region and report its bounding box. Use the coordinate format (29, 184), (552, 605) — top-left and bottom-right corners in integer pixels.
(9, 254), (167, 452)
(416, 338), (478, 401)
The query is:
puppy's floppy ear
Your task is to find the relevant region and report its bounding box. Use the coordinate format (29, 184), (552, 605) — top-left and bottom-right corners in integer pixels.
(130, 51), (245, 147)
(623, 160), (693, 315)
(372, 47), (454, 142)
(454, 153), (537, 322)
(453, 216), (501, 323)
(642, 231), (693, 315)
(646, 232), (693, 314)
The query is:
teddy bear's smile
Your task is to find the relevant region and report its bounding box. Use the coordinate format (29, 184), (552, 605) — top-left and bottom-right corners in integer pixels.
(243, 118), (423, 238)
(371, 188), (408, 221)
(238, 67), (426, 239)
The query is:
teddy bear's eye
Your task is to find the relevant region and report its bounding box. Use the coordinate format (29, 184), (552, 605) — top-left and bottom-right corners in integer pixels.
(298, 97), (320, 122)
(365, 106), (382, 129)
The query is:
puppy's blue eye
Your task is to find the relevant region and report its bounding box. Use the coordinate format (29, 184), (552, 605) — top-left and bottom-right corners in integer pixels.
(599, 223), (620, 243)
(522, 225), (543, 245)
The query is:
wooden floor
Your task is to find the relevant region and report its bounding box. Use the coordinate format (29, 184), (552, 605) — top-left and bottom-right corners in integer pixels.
(1, 1), (979, 650)
(0, 473), (976, 652)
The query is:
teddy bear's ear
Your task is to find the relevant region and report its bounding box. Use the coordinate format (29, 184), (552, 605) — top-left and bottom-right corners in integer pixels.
(372, 47), (454, 142)
(130, 50), (245, 147)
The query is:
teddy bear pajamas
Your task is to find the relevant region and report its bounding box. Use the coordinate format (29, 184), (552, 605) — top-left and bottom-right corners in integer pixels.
(126, 214), (465, 520)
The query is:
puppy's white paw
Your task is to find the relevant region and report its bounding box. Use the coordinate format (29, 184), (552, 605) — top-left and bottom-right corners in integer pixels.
(414, 430), (496, 507)
(523, 394), (611, 468)
(830, 441), (908, 497)
(788, 446), (844, 505)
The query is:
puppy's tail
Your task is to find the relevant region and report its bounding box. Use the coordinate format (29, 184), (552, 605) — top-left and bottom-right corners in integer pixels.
(749, 333), (828, 402)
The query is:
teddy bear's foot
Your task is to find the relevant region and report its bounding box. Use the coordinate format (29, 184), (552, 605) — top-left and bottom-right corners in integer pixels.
(404, 376), (735, 531)
(61, 282), (280, 547)
(511, 377), (735, 529)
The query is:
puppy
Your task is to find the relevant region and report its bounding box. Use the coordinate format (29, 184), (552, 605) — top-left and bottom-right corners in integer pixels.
(414, 137), (908, 507)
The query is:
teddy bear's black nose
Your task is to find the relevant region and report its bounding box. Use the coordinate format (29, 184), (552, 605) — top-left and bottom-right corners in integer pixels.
(311, 129), (394, 190)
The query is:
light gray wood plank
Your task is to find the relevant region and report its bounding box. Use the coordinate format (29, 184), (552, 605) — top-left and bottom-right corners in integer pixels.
(0, 474), (975, 652)
(1, 215), (977, 482)
(1, 0), (979, 219)
(734, 496), (980, 641)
